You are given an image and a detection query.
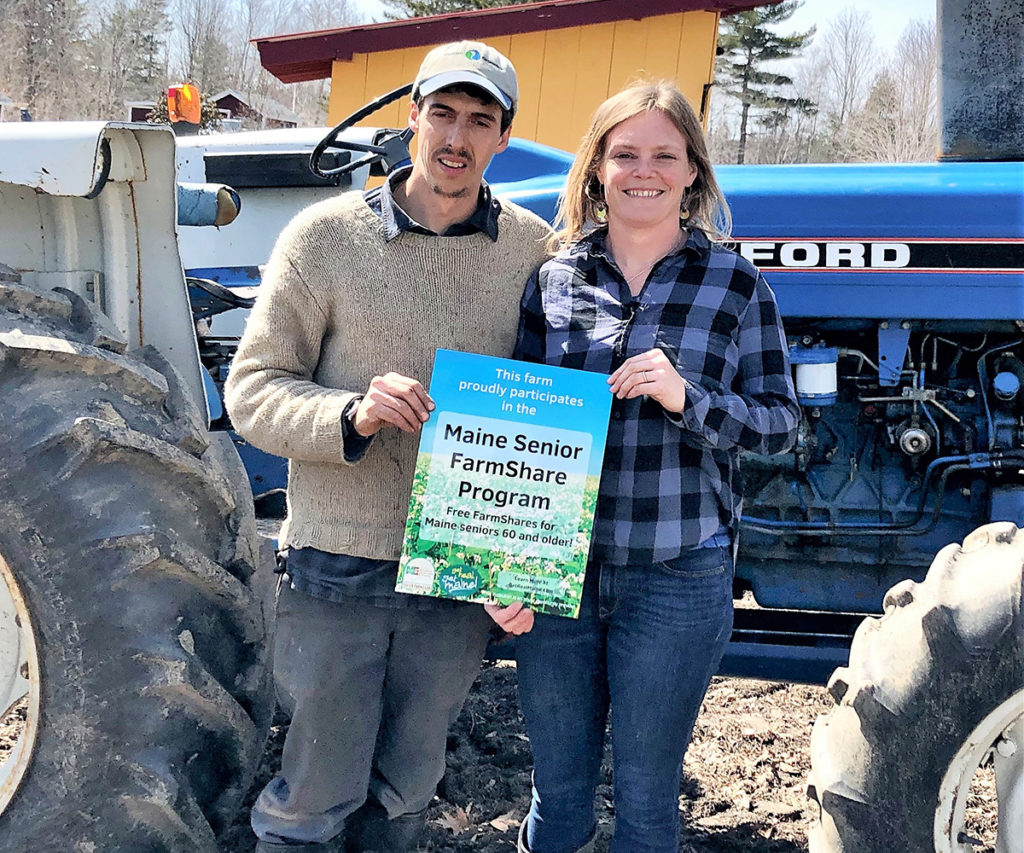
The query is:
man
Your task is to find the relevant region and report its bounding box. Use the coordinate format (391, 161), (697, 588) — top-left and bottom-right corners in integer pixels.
(226, 41), (549, 853)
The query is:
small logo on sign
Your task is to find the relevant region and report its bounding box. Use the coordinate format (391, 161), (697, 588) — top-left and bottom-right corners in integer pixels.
(401, 557), (436, 593)
(438, 564), (482, 598)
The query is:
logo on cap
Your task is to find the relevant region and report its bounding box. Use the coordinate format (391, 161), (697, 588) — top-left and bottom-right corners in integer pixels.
(466, 49), (482, 61)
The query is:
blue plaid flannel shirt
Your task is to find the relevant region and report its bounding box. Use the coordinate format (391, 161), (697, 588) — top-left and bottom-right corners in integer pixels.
(514, 227), (800, 566)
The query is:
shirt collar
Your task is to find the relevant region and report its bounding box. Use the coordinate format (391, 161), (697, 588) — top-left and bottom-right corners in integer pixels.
(376, 165), (501, 242)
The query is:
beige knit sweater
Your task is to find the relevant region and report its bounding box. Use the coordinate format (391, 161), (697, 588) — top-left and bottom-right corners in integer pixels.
(225, 191), (551, 558)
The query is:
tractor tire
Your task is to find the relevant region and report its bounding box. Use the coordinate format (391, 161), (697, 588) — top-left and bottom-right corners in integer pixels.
(807, 522), (1024, 852)
(0, 281), (272, 851)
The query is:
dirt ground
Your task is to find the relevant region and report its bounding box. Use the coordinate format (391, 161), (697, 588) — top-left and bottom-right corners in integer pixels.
(0, 660), (999, 852)
(217, 661), (998, 853)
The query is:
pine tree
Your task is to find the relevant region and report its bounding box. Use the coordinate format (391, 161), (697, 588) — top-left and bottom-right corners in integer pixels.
(128, 0), (170, 97)
(381, 0), (538, 19)
(716, 0), (815, 164)
(80, 0), (169, 118)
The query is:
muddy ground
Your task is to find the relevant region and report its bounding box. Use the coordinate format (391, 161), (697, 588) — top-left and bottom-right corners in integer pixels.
(218, 662), (999, 853)
(0, 661), (999, 852)
(221, 666), (831, 853)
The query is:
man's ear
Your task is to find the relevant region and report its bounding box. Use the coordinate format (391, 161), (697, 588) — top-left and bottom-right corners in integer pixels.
(495, 125), (511, 154)
(408, 101), (420, 134)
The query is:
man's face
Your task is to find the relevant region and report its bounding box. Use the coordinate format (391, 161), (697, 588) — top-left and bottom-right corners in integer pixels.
(409, 90), (510, 201)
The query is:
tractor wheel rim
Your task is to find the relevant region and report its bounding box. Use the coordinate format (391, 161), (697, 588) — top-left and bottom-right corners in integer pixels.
(935, 689), (1024, 853)
(0, 552), (41, 812)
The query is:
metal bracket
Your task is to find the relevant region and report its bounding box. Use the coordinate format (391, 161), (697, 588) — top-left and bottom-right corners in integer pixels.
(877, 321), (912, 386)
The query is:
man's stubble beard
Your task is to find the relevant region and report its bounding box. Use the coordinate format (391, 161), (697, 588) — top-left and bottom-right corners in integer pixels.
(429, 147), (474, 199)
(431, 183), (471, 199)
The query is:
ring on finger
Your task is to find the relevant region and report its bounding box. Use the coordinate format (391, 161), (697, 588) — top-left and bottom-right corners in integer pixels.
(643, 370), (650, 383)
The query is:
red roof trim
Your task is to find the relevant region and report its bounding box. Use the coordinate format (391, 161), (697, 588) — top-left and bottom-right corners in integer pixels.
(255, 0), (772, 84)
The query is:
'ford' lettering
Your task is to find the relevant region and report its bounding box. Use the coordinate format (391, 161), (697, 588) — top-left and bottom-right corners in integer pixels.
(739, 241), (911, 269)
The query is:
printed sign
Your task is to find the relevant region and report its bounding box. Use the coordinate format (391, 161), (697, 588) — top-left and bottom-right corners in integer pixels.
(396, 349), (612, 617)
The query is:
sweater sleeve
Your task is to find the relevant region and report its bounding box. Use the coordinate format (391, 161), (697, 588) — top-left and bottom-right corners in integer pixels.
(224, 221), (362, 464)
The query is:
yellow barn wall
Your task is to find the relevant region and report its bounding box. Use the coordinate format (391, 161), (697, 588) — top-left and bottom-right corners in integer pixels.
(326, 10), (720, 155)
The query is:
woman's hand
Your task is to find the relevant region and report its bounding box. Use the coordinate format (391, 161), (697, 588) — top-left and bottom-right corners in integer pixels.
(608, 348), (687, 413)
(484, 601), (535, 635)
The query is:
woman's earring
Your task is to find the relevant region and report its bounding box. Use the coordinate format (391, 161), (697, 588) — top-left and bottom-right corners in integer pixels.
(679, 192), (691, 222)
(586, 177), (607, 222)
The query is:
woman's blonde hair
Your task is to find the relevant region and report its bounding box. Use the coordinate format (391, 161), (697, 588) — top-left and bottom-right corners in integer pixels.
(551, 80), (731, 251)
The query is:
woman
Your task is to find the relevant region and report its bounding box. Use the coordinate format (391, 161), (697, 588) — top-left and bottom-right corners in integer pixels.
(513, 82), (800, 853)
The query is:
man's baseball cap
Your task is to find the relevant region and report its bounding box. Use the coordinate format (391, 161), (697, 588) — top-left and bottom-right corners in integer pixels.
(413, 41), (518, 116)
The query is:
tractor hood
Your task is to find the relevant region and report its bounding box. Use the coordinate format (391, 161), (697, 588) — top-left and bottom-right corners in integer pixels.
(719, 160), (1024, 320)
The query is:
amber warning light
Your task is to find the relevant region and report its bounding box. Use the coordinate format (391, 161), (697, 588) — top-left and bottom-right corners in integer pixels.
(168, 83), (201, 134)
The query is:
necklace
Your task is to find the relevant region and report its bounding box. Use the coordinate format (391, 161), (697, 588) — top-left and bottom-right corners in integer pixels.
(618, 229), (688, 292)
(623, 260), (659, 289)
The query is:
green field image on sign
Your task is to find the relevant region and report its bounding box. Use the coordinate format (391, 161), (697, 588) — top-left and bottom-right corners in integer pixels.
(399, 452), (598, 617)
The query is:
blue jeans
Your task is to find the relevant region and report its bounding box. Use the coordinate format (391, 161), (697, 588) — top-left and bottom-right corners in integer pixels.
(515, 547), (734, 853)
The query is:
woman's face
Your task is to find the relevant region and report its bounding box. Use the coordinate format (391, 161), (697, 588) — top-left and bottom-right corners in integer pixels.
(596, 109), (698, 231)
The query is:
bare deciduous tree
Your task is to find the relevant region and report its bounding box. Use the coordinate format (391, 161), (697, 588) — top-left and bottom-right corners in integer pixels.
(891, 19), (938, 158)
(711, 8), (937, 166)
(0, 0), (364, 123)
(172, 0), (232, 92)
(287, 0), (362, 124)
(214, 0), (362, 128)
(821, 8), (876, 134)
(844, 20), (938, 162)
(80, 0), (169, 119)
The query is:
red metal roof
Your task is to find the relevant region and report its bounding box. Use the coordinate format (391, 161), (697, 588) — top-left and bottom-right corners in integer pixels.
(255, 0), (774, 84)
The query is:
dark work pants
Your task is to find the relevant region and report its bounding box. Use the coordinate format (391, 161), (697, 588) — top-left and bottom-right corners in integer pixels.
(251, 582), (492, 844)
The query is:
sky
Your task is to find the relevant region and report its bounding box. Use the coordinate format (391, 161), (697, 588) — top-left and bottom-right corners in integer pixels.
(782, 0), (935, 55)
(349, 0), (937, 57)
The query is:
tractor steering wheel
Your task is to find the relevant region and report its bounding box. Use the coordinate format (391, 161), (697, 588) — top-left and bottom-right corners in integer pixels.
(309, 83), (415, 179)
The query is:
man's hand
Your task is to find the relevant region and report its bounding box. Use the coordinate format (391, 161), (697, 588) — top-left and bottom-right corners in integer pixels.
(353, 372), (434, 436)
(484, 601), (535, 636)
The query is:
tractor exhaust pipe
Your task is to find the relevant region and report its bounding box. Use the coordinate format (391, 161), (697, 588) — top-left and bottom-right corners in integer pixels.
(939, 0), (1024, 160)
